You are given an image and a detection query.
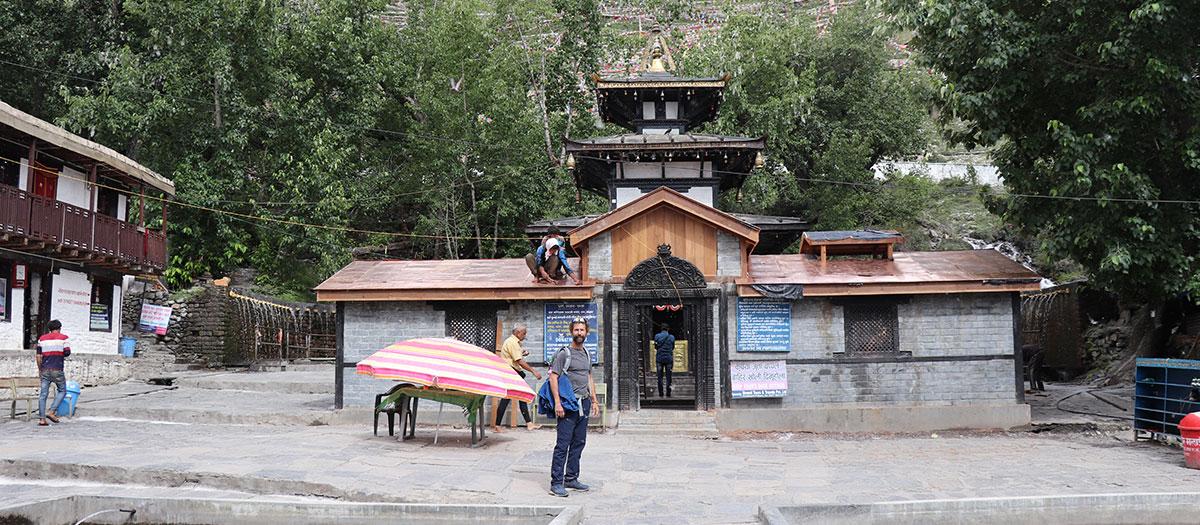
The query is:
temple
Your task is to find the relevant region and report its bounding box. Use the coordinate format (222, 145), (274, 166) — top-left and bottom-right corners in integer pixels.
(317, 33), (1042, 432)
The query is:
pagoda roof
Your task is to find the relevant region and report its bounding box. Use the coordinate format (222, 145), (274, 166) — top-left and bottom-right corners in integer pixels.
(594, 71), (728, 89)
(565, 133), (764, 151)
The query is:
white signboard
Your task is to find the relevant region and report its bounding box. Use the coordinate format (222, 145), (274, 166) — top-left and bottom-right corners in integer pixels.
(730, 360), (788, 399)
(138, 304), (172, 335)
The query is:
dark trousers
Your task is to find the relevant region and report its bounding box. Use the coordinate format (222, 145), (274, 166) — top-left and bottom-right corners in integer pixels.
(525, 253), (564, 280)
(550, 398), (590, 486)
(657, 360), (673, 397)
(497, 369), (533, 425)
(496, 398), (533, 425)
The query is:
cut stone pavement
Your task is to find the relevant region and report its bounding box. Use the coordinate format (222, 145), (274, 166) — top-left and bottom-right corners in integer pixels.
(2, 370), (1195, 525)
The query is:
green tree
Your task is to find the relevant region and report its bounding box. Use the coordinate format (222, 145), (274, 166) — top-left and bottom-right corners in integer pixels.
(888, 0), (1200, 301)
(684, 4), (934, 232)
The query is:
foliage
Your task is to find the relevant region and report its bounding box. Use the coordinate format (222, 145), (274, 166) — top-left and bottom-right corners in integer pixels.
(888, 0), (1200, 301)
(3, 0), (941, 298)
(684, 4), (935, 232)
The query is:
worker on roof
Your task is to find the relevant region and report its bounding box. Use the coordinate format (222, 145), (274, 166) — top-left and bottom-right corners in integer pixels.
(526, 238), (581, 285)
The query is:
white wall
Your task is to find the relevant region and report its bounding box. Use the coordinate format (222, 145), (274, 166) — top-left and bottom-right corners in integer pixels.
(58, 166), (90, 208)
(614, 185), (713, 208)
(664, 161), (701, 179)
(48, 268), (121, 355)
(622, 162), (660, 179)
(0, 287), (25, 349)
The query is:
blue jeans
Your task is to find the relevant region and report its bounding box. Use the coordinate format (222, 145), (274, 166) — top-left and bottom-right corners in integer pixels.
(550, 398), (590, 486)
(657, 360), (673, 396)
(39, 369), (66, 418)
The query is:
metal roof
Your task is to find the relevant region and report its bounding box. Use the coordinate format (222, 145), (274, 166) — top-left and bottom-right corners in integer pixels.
(0, 100), (175, 195)
(740, 250), (1042, 296)
(314, 258), (593, 302)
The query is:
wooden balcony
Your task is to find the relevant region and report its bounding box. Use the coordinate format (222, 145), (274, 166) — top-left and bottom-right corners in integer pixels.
(0, 184), (166, 273)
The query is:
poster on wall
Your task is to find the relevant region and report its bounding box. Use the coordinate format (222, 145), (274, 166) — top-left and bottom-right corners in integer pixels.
(138, 304), (172, 335)
(543, 302), (599, 364)
(0, 277), (6, 317)
(89, 304), (111, 332)
(730, 360), (788, 399)
(736, 298), (791, 352)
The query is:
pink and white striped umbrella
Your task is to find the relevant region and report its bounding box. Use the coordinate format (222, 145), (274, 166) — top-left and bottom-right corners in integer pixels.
(356, 338), (535, 403)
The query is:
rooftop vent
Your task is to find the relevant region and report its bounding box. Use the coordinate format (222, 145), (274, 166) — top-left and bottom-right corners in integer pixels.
(799, 230), (904, 263)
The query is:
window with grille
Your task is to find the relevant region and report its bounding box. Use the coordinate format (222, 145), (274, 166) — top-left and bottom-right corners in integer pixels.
(843, 300), (900, 354)
(445, 309), (498, 352)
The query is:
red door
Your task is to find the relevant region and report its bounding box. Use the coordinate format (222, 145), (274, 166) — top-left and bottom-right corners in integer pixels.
(31, 161), (57, 198)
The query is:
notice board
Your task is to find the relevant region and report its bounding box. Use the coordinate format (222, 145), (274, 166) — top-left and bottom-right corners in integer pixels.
(736, 298), (791, 352)
(543, 302), (599, 364)
(89, 304), (111, 332)
(730, 360), (788, 398)
(138, 304), (172, 335)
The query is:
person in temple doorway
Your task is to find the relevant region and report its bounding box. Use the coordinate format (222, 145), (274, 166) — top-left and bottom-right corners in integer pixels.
(654, 323), (675, 397)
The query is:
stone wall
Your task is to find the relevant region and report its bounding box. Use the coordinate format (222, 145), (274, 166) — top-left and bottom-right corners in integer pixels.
(716, 232), (741, 278)
(726, 293), (1018, 408)
(121, 280), (231, 367)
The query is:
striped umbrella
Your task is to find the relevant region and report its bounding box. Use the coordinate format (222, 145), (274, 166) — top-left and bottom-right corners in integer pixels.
(356, 338), (535, 403)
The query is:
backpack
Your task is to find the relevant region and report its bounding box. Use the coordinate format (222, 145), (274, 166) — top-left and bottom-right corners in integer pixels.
(536, 346), (574, 415)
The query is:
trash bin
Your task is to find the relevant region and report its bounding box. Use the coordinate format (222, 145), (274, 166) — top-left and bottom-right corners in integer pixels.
(56, 380), (82, 417)
(1179, 412), (1200, 469)
(119, 336), (137, 358)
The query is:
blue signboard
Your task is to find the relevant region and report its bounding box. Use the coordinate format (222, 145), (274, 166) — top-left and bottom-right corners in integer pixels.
(736, 298), (791, 352)
(543, 303), (599, 364)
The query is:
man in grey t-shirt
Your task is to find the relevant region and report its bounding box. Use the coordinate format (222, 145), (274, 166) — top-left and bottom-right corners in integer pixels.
(547, 318), (598, 497)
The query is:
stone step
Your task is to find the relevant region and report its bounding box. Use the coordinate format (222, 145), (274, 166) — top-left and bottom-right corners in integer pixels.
(618, 426), (719, 437)
(173, 371), (334, 394)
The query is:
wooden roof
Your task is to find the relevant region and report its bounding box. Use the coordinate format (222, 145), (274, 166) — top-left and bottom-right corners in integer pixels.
(739, 250), (1042, 297)
(568, 186), (759, 246)
(315, 259), (593, 302)
(0, 100), (175, 195)
(564, 133), (764, 151)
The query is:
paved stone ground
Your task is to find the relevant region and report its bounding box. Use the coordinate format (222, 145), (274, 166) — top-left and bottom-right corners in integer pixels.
(1, 373), (1194, 524)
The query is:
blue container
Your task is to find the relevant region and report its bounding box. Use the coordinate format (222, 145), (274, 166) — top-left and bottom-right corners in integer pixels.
(119, 336), (137, 358)
(57, 380), (81, 417)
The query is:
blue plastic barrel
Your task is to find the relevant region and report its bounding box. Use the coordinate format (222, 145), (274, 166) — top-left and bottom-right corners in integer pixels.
(119, 336), (137, 358)
(57, 380), (81, 417)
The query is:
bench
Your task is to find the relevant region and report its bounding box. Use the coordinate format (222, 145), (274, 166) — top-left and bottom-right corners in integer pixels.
(2, 377), (39, 420)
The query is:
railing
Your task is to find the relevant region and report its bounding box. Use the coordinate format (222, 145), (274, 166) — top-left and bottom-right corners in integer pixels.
(62, 203), (91, 251)
(145, 230), (166, 270)
(28, 195), (63, 243)
(94, 214), (119, 257)
(118, 221), (143, 264)
(0, 184), (167, 272)
(0, 184), (29, 235)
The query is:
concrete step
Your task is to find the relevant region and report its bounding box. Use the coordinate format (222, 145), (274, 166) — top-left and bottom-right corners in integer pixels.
(173, 371), (334, 394)
(617, 409), (719, 436)
(618, 425), (719, 436)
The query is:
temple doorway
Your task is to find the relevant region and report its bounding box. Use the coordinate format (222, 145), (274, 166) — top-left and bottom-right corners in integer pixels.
(640, 303), (695, 409)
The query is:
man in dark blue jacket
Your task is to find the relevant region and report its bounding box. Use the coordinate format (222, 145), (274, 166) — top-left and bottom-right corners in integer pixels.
(654, 324), (675, 397)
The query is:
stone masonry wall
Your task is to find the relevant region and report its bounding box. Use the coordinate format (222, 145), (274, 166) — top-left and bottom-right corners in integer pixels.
(728, 293), (1017, 408)
(716, 232), (741, 278)
(340, 296), (608, 408)
(341, 301), (446, 407)
(587, 232), (612, 280)
(121, 281), (231, 366)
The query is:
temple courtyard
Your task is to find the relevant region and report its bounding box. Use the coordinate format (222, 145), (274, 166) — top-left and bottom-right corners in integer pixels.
(3, 370), (1199, 524)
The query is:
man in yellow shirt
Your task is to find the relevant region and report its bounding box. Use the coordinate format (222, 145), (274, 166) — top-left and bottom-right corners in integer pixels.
(496, 325), (542, 431)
